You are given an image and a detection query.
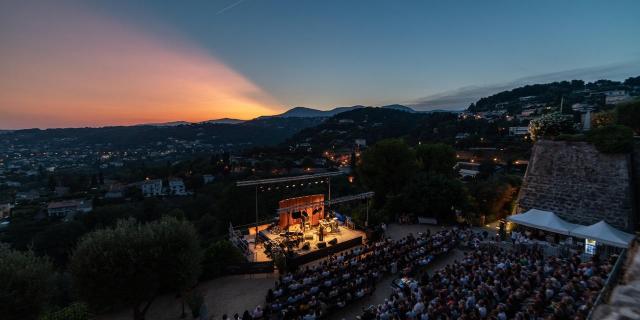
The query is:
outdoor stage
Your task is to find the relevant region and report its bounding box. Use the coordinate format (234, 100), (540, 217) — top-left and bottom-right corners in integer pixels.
(244, 223), (365, 264)
(232, 174), (374, 268)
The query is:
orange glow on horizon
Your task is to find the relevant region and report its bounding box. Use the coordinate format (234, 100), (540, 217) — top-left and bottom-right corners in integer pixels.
(0, 2), (281, 129)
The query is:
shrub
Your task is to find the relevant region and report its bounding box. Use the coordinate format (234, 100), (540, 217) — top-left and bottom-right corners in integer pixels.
(40, 303), (89, 320)
(0, 244), (54, 320)
(529, 112), (575, 140)
(201, 240), (245, 279)
(616, 100), (640, 134)
(591, 110), (616, 129)
(587, 125), (634, 154)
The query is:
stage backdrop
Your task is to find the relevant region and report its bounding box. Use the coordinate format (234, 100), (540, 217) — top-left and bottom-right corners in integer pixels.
(278, 194), (325, 229)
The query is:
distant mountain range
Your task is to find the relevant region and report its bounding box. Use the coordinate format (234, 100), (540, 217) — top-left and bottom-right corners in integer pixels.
(139, 118), (245, 127)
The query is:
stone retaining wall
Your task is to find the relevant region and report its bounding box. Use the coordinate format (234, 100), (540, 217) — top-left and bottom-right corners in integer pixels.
(516, 140), (634, 231)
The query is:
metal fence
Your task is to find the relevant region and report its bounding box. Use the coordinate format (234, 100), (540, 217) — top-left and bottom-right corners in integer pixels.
(586, 248), (627, 320)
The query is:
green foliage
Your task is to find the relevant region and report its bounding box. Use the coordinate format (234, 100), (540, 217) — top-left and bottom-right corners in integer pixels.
(185, 291), (203, 318)
(529, 112), (575, 140)
(470, 80), (586, 112)
(587, 125), (634, 154)
(415, 143), (456, 176)
(591, 110), (616, 129)
(554, 133), (585, 142)
(616, 100), (640, 135)
(401, 173), (466, 223)
(465, 175), (521, 222)
(40, 303), (89, 320)
(32, 221), (87, 268)
(0, 244), (54, 320)
(358, 139), (417, 205)
(272, 252), (288, 273)
(70, 217), (202, 320)
(201, 240), (246, 279)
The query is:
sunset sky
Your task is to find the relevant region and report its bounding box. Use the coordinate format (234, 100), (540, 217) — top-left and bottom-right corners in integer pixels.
(1, 0), (640, 129)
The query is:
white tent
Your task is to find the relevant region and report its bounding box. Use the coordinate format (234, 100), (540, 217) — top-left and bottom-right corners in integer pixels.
(570, 220), (635, 248)
(507, 209), (580, 235)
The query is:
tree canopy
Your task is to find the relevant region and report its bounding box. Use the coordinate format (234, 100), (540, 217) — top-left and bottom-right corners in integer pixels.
(70, 217), (202, 320)
(0, 244), (54, 320)
(415, 143), (456, 177)
(401, 173), (466, 222)
(358, 139), (417, 205)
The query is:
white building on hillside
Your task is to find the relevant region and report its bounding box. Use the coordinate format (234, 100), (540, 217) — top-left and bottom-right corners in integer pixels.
(168, 178), (187, 196)
(604, 90), (631, 105)
(203, 174), (215, 184)
(47, 199), (92, 218)
(509, 127), (530, 136)
(141, 179), (163, 197)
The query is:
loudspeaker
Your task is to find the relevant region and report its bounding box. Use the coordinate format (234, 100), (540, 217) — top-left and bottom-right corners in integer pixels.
(291, 211), (302, 219)
(317, 241), (326, 249)
(329, 238), (338, 246)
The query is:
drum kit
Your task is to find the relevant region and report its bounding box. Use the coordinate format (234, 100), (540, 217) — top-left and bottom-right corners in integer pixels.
(319, 218), (340, 233)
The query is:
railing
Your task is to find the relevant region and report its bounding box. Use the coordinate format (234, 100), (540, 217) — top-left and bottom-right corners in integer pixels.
(586, 248), (627, 320)
(286, 236), (363, 268)
(224, 261), (275, 275)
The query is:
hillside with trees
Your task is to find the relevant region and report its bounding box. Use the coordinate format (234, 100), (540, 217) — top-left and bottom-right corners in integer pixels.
(468, 76), (640, 113)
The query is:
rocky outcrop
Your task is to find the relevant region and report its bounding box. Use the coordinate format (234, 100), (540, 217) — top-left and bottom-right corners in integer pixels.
(516, 140), (634, 231)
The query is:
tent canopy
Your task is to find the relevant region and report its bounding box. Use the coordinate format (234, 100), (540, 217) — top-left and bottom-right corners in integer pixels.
(507, 209), (580, 236)
(570, 220), (635, 248)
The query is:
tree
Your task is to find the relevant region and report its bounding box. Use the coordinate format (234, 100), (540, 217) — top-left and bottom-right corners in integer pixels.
(587, 125), (634, 154)
(528, 112), (575, 140)
(33, 221), (87, 267)
(0, 244), (54, 320)
(415, 143), (456, 177)
(466, 175), (521, 222)
(301, 156), (315, 169)
(70, 217), (202, 320)
(591, 110), (616, 129)
(616, 100), (640, 135)
(401, 173), (466, 223)
(358, 139), (417, 206)
(201, 240), (245, 279)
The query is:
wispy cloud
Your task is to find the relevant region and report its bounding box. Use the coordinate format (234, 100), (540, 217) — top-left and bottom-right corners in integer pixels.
(409, 60), (640, 111)
(217, 0), (245, 15)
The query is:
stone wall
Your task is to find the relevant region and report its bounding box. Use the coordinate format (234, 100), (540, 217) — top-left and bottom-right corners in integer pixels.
(516, 140), (634, 231)
(592, 243), (640, 319)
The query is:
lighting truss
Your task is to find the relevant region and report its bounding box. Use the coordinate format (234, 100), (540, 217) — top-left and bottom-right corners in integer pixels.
(276, 191), (374, 213)
(236, 171), (344, 187)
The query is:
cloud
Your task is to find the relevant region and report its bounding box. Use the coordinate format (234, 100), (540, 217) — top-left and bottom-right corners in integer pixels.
(409, 60), (640, 111)
(0, 1), (279, 129)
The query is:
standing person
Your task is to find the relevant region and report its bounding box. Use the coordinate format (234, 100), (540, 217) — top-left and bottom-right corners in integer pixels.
(199, 302), (209, 320)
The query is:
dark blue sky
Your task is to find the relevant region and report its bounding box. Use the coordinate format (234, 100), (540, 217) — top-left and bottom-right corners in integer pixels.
(1, 0), (640, 128)
(92, 0), (640, 109)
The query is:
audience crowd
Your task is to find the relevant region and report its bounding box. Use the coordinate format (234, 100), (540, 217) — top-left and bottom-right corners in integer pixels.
(221, 227), (613, 320)
(360, 243), (614, 320)
(231, 228), (458, 320)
